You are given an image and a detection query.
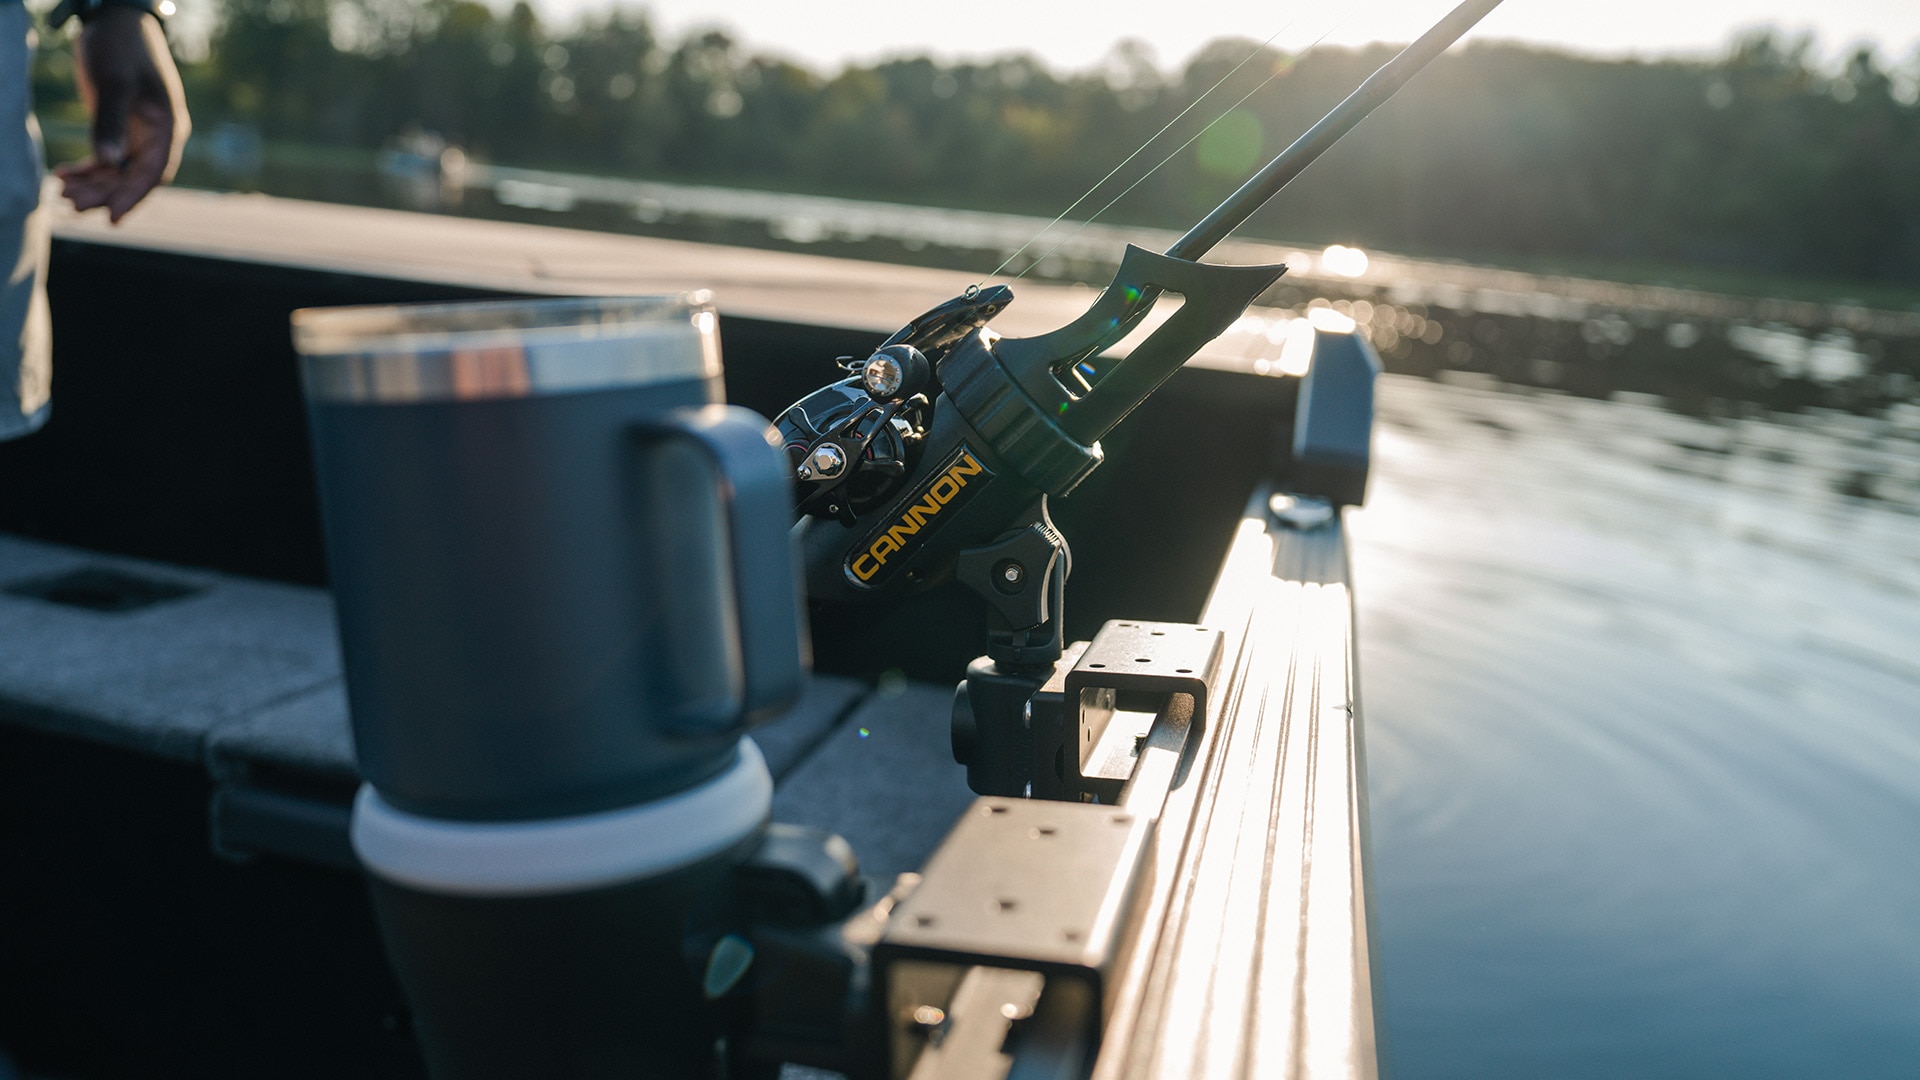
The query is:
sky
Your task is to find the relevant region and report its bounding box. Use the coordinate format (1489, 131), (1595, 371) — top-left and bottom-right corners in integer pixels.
(527, 0), (1920, 73)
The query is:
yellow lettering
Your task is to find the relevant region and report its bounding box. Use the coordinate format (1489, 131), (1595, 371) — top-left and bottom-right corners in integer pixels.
(907, 492), (943, 524)
(848, 449), (993, 584)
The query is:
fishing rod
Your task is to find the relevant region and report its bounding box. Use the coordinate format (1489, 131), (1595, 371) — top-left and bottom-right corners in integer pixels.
(1169, 0), (1505, 261)
(775, 0), (1505, 664)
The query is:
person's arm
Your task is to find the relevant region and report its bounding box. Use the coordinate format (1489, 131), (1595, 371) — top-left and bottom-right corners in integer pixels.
(49, 0), (190, 223)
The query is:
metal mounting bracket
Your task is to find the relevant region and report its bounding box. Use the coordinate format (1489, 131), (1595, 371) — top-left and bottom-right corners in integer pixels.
(1061, 620), (1221, 804)
(874, 796), (1149, 1074)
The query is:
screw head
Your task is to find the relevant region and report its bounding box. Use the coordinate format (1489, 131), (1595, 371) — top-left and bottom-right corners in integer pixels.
(805, 443), (848, 480)
(1003, 562), (1024, 585)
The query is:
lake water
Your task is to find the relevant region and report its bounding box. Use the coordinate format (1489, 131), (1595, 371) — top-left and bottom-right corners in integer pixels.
(165, 150), (1920, 1074)
(1352, 375), (1920, 1078)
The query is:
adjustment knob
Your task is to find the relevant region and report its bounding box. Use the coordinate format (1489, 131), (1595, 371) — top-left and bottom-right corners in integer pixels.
(860, 344), (930, 401)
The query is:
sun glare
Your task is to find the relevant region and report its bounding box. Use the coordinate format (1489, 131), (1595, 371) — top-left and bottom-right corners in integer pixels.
(1321, 244), (1370, 278)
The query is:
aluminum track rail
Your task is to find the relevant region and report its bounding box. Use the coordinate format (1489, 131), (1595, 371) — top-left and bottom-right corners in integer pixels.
(1095, 489), (1375, 1080)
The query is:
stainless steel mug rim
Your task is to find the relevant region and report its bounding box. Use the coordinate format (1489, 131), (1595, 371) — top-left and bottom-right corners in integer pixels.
(293, 293), (722, 405)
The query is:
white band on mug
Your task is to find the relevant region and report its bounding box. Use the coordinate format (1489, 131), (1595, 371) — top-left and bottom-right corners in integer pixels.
(351, 738), (772, 897)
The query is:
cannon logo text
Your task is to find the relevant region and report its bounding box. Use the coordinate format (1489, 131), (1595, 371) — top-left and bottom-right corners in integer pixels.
(846, 447), (991, 586)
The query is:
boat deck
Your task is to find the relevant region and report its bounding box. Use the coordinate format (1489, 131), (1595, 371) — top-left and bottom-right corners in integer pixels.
(0, 530), (974, 882)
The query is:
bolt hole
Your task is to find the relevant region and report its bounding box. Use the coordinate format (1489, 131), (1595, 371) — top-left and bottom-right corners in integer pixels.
(1151, 630), (1165, 636)
(1176, 667), (1193, 674)
(986, 804), (1009, 815)
(1089, 663), (1106, 669)
(1063, 930), (1083, 943)
(1037, 826), (1057, 836)
(916, 915), (937, 928)
(1110, 813), (1132, 826)
(995, 899), (1018, 913)
(1134, 657), (1151, 663)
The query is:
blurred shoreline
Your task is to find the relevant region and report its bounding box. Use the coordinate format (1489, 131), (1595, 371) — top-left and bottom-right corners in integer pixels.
(44, 115), (1913, 425)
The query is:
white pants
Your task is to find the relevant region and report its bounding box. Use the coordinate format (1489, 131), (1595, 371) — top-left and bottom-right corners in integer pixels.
(0, 0), (49, 441)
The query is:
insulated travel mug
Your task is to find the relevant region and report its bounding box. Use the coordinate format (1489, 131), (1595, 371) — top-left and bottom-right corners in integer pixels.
(294, 293), (805, 1078)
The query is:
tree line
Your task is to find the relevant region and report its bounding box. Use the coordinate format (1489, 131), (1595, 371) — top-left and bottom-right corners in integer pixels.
(32, 0), (1920, 286)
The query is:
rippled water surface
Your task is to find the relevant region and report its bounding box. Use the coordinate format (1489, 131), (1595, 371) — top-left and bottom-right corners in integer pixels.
(1349, 375), (1920, 1078)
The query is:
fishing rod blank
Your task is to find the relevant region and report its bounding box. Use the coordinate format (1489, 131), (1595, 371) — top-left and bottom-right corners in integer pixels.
(1167, 0), (1506, 262)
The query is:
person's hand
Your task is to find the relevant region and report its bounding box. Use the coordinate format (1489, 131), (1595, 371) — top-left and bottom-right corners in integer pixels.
(54, 5), (190, 223)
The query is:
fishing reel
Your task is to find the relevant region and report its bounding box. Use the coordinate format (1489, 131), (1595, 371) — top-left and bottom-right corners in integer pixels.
(776, 286), (1010, 524)
(775, 247), (1289, 668)
(780, 352), (926, 525)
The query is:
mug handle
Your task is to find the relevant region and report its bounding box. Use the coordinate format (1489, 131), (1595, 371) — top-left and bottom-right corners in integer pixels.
(634, 404), (809, 731)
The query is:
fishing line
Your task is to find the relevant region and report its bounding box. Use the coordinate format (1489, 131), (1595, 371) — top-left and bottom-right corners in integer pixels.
(1006, 16), (1350, 282)
(983, 20), (1300, 282)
